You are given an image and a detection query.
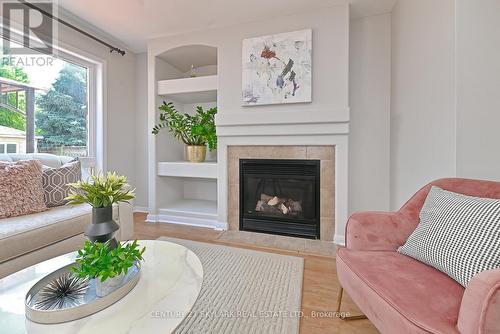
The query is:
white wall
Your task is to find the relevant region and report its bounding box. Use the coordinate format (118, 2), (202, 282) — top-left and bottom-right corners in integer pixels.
(349, 13), (391, 213)
(390, 0), (456, 209)
(148, 5), (350, 128)
(134, 53), (148, 209)
(389, 0), (500, 209)
(455, 0), (500, 181)
(98, 45), (137, 186)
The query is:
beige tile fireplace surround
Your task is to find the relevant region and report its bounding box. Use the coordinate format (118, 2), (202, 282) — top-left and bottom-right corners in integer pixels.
(227, 145), (335, 242)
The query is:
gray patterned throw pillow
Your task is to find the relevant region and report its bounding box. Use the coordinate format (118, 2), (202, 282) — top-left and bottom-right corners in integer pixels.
(42, 158), (81, 207)
(398, 186), (500, 287)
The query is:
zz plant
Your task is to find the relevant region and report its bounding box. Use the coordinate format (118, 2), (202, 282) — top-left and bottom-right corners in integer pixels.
(71, 240), (145, 282)
(152, 102), (217, 151)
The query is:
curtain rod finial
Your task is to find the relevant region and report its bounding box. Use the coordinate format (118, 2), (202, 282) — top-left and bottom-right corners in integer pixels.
(110, 48), (126, 56)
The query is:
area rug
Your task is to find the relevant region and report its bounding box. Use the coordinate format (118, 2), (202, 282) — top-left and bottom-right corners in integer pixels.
(157, 237), (304, 334)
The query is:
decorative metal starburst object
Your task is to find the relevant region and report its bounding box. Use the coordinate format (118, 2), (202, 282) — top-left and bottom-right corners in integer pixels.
(34, 273), (89, 310)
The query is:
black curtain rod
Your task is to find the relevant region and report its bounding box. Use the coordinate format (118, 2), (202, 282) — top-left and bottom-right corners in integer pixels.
(19, 0), (126, 56)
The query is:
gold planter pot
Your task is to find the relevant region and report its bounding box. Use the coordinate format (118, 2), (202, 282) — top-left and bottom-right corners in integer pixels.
(186, 145), (207, 163)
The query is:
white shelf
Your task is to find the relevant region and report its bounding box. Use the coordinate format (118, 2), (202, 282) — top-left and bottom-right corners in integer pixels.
(157, 75), (217, 103)
(158, 161), (217, 179)
(161, 199), (217, 217)
(157, 199), (218, 228)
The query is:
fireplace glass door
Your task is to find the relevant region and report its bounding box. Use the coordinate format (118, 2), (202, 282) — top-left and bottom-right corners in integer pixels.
(239, 159), (320, 239)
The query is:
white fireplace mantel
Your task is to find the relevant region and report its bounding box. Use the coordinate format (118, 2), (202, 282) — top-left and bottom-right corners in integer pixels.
(216, 110), (349, 245)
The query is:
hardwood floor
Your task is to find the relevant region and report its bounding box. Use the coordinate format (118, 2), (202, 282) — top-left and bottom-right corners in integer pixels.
(133, 213), (379, 334)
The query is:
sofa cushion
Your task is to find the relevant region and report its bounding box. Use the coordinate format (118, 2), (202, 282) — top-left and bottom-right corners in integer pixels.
(0, 204), (92, 263)
(0, 234), (85, 279)
(399, 186), (500, 287)
(0, 154), (13, 162)
(0, 160), (47, 218)
(0, 153), (88, 182)
(337, 248), (464, 334)
(1, 153), (73, 168)
(42, 158), (81, 207)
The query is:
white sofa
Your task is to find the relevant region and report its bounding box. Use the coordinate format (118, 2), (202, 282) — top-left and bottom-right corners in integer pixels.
(0, 153), (134, 278)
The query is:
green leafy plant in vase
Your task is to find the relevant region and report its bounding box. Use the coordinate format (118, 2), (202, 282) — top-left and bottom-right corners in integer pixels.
(71, 240), (145, 297)
(152, 102), (217, 163)
(66, 171), (135, 249)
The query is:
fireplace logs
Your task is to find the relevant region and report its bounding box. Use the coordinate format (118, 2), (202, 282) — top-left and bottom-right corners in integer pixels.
(255, 193), (303, 216)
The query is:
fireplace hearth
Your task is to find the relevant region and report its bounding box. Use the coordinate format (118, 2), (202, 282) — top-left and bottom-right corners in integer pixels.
(239, 159), (320, 239)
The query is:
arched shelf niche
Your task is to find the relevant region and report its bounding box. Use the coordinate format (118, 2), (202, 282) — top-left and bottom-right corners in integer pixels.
(156, 45), (218, 103)
(152, 44), (219, 224)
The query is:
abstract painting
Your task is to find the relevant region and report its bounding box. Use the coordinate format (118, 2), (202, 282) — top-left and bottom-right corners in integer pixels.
(242, 29), (312, 106)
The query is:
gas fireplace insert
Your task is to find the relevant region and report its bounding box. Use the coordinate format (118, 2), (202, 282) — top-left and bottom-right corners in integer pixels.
(239, 159), (320, 239)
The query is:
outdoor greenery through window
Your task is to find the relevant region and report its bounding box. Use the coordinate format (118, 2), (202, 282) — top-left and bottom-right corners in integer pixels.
(0, 39), (89, 157)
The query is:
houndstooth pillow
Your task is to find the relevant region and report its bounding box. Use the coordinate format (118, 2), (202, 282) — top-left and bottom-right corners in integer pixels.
(42, 158), (81, 207)
(398, 186), (500, 287)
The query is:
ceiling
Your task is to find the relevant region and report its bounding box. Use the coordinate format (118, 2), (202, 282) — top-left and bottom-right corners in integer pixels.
(58, 0), (397, 53)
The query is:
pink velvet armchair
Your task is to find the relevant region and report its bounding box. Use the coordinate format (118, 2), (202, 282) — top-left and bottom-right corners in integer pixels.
(336, 178), (500, 334)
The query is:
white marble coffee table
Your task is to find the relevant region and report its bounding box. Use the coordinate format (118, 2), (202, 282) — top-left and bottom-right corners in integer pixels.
(0, 240), (203, 334)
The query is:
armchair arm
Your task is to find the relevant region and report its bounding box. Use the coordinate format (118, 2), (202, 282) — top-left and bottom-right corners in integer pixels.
(458, 268), (500, 334)
(345, 211), (415, 251)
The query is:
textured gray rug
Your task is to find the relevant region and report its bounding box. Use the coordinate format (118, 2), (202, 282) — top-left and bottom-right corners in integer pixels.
(158, 237), (304, 334)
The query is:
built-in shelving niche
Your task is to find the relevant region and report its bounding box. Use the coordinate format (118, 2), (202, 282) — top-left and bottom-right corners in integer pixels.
(157, 75), (217, 104)
(153, 45), (219, 228)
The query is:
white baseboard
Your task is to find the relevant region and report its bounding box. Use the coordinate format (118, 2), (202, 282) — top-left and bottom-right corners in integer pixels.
(133, 206), (149, 213)
(145, 214), (157, 223)
(146, 213), (226, 230)
(334, 234), (345, 246)
(213, 221), (228, 231)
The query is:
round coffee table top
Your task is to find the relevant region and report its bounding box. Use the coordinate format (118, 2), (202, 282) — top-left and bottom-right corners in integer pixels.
(0, 240), (203, 334)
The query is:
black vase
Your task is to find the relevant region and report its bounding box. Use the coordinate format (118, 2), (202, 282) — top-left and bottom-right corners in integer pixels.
(85, 206), (120, 249)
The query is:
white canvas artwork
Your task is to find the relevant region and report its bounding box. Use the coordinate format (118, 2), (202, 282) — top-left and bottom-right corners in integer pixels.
(242, 29), (312, 106)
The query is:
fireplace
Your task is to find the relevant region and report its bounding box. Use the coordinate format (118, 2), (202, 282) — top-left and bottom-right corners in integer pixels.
(239, 159), (320, 239)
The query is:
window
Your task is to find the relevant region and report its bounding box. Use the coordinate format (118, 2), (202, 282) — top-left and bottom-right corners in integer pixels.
(0, 40), (89, 157)
(6, 143), (16, 153)
(0, 33), (103, 170)
(0, 142), (18, 154)
(35, 60), (89, 158)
